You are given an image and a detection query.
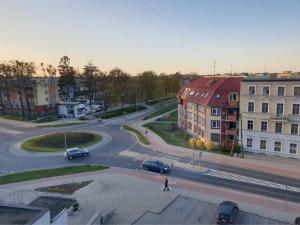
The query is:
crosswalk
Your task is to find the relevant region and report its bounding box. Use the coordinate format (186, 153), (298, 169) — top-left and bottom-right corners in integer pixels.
(0, 170), (14, 176)
(206, 168), (300, 193)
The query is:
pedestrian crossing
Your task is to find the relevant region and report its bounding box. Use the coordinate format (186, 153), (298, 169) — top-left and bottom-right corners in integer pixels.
(0, 170), (14, 176)
(206, 169), (300, 193)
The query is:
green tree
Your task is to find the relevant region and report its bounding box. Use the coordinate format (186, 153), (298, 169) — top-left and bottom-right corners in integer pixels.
(138, 71), (157, 102)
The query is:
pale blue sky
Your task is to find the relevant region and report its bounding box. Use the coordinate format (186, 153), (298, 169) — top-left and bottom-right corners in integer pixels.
(0, 0), (299, 74)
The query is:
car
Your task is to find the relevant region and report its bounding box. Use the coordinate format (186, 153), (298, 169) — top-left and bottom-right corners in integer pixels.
(64, 147), (89, 160)
(142, 160), (170, 173)
(216, 201), (239, 224)
(295, 217), (300, 225)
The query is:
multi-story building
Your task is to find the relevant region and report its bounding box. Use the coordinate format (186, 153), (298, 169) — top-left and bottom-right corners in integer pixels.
(178, 77), (241, 148)
(0, 77), (59, 116)
(240, 77), (300, 158)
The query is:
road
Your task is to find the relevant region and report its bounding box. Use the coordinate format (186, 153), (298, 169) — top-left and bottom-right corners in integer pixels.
(0, 112), (300, 204)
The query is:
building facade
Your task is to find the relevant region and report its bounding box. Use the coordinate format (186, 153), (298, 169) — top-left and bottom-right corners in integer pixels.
(178, 77), (241, 148)
(240, 77), (300, 158)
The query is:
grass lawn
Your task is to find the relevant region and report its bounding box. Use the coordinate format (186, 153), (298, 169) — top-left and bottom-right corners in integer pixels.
(158, 110), (178, 122)
(123, 125), (150, 145)
(21, 132), (102, 152)
(0, 114), (33, 121)
(143, 103), (177, 120)
(95, 105), (146, 119)
(37, 122), (85, 128)
(145, 96), (176, 105)
(0, 165), (107, 185)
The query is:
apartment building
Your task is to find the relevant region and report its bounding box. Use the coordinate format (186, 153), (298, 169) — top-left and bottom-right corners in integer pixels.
(178, 77), (241, 148)
(240, 77), (300, 158)
(0, 77), (59, 116)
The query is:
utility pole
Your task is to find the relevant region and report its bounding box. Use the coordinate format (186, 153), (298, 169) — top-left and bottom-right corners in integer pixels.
(240, 113), (244, 158)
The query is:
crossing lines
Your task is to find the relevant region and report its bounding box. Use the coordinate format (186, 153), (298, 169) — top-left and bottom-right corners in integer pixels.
(206, 169), (300, 193)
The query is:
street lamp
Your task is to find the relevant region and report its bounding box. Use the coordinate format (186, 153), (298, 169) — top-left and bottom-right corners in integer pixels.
(171, 133), (174, 145)
(240, 113), (244, 158)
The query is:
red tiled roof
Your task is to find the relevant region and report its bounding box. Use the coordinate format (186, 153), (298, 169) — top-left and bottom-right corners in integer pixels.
(179, 77), (241, 107)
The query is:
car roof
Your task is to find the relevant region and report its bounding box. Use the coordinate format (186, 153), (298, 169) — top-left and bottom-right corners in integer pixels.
(66, 147), (80, 151)
(145, 160), (161, 163)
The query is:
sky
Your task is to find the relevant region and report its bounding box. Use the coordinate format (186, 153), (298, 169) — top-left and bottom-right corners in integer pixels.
(0, 0), (299, 75)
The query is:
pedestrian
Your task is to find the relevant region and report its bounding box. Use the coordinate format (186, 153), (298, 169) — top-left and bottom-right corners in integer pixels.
(145, 129), (148, 135)
(163, 177), (169, 191)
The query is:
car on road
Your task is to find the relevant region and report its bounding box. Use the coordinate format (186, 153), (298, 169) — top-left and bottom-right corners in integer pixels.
(295, 217), (300, 225)
(216, 201), (239, 224)
(141, 160), (170, 173)
(64, 147), (89, 160)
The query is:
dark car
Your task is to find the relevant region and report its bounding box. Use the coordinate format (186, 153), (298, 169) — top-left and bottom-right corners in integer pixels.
(216, 201), (239, 224)
(142, 160), (170, 173)
(64, 147), (89, 160)
(295, 217), (300, 225)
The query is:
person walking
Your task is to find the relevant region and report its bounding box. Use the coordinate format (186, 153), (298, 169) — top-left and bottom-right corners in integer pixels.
(163, 177), (169, 191)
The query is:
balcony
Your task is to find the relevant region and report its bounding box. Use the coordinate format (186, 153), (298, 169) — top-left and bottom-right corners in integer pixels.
(224, 128), (237, 136)
(227, 114), (238, 121)
(227, 100), (239, 107)
(270, 114), (289, 122)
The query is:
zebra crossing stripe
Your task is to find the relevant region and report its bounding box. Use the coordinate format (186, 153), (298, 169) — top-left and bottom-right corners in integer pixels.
(206, 169), (300, 193)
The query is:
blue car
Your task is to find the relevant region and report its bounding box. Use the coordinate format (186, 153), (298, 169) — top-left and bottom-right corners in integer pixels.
(216, 201), (239, 224)
(142, 160), (170, 173)
(64, 147), (89, 160)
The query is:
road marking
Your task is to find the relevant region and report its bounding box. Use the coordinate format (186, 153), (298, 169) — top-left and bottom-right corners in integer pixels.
(206, 169), (300, 193)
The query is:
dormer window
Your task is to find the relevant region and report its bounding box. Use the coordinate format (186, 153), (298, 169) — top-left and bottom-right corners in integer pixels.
(215, 93), (221, 99)
(229, 92), (238, 101)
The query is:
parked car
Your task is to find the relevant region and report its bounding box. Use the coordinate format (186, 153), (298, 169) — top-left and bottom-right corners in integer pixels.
(142, 160), (170, 173)
(216, 201), (239, 224)
(64, 147), (89, 160)
(295, 217), (300, 225)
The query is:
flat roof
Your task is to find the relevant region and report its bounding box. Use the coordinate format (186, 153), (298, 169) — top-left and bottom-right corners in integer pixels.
(242, 77), (300, 82)
(29, 196), (76, 221)
(0, 204), (48, 225)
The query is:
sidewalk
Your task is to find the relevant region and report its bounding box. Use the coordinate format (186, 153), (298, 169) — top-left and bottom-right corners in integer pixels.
(130, 111), (300, 179)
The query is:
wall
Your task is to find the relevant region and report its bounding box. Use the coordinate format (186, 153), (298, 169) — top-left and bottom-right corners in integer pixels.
(32, 211), (51, 225)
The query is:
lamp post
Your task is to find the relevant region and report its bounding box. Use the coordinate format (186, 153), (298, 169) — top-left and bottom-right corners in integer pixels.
(171, 133), (174, 145)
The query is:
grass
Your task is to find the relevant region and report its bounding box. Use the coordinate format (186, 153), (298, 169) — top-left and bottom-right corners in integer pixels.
(95, 105), (146, 119)
(0, 114), (33, 121)
(37, 122), (85, 128)
(123, 125), (150, 145)
(145, 96), (176, 105)
(143, 103), (177, 120)
(0, 165), (108, 185)
(157, 110), (178, 122)
(34, 114), (60, 123)
(21, 132), (102, 152)
(35, 180), (93, 194)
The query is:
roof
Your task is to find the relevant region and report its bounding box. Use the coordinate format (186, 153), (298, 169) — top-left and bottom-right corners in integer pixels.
(242, 77), (300, 82)
(0, 203), (48, 225)
(29, 196), (76, 221)
(179, 77), (241, 107)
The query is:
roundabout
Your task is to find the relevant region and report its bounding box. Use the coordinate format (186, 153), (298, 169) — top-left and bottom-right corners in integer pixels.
(21, 132), (102, 152)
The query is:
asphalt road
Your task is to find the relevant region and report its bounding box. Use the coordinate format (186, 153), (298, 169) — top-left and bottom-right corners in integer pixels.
(0, 112), (300, 204)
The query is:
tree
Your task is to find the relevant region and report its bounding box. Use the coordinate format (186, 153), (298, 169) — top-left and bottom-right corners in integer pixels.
(57, 56), (76, 102)
(0, 63), (14, 113)
(138, 71), (157, 102)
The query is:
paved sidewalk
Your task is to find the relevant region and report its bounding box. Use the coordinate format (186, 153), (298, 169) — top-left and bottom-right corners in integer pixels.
(130, 110), (300, 179)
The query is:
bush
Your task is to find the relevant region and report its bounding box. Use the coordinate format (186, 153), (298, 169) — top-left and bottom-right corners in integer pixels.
(205, 141), (215, 151)
(195, 139), (205, 148)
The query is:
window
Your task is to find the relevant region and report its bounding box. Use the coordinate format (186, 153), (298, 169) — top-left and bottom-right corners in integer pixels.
(229, 92), (238, 101)
(262, 103), (269, 113)
(45, 97), (48, 102)
(290, 143), (297, 154)
(247, 120), (254, 130)
(292, 104), (300, 115)
(274, 141), (281, 152)
(194, 114), (197, 122)
(276, 103), (284, 116)
(45, 90), (48, 95)
(193, 125), (198, 133)
(291, 124), (298, 135)
(211, 120), (220, 129)
(211, 133), (220, 142)
(261, 121), (268, 132)
(275, 122), (283, 133)
(246, 138), (253, 148)
(278, 87), (285, 96)
(187, 112), (192, 119)
(215, 93), (221, 99)
(260, 140), (267, 150)
(262, 86), (270, 96)
(294, 87), (300, 96)
(211, 108), (221, 116)
(249, 86), (255, 95)
(248, 102), (254, 112)
(187, 122), (192, 130)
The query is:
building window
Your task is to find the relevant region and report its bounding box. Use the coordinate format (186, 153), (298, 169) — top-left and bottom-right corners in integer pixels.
(262, 86), (270, 96)
(45, 97), (49, 102)
(187, 112), (192, 119)
(211, 120), (220, 129)
(249, 86), (255, 95)
(211, 133), (220, 142)
(292, 104), (300, 115)
(229, 92), (238, 101)
(275, 122), (283, 133)
(274, 141), (281, 152)
(45, 90), (48, 95)
(247, 120), (254, 130)
(291, 124), (298, 135)
(260, 140), (267, 150)
(262, 103), (269, 113)
(194, 114), (197, 122)
(278, 87), (285, 96)
(193, 125), (198, 133)
(246, 138), (253, 148)
(290, 143), (297, 154)
(211, 108), (221, 116)
(248, 102), (254, 112)
(187, 122), (192, 130)
(276, 103), (284, 116)
(294, 87), (300, 96)
(261, 121), (268, 132)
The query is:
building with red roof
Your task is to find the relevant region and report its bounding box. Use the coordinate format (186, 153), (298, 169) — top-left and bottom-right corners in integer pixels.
(178, 77), (241, 148)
